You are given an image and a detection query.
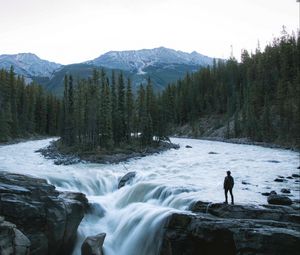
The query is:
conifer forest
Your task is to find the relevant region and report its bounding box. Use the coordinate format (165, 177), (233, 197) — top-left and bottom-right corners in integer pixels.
(0, 31), (299, 149)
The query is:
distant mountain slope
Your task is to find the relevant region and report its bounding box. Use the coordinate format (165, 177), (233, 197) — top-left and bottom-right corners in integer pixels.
(0, 53), (61, 78)
(129, 63), (201, 90)
(87, 47), (213, 73)
(35, 64), (132, 95)
(0, 48), (216, 95)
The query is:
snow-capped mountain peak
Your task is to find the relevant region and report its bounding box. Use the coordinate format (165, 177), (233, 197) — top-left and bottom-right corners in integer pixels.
(0, 53), (62, 78)
(87, 47), (214, 73)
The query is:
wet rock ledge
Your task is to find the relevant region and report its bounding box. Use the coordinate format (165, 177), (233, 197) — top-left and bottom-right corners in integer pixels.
(0, 171), (89, 255)
(160, 201), (300, 255)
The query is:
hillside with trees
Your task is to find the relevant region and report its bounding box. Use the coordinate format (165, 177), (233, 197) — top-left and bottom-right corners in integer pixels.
(158, 30), (300, 149)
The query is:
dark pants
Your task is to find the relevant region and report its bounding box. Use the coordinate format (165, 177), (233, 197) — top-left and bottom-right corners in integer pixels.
(225, 188), (234, 204)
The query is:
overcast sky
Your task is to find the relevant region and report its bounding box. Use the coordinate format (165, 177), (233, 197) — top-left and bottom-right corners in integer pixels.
(0, 0), (298, 64)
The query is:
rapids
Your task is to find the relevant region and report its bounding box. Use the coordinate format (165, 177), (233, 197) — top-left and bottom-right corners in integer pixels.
(0, 138), (299, 255)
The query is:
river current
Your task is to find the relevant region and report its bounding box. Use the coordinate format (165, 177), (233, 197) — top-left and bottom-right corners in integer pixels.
(0, 138), (299, 254)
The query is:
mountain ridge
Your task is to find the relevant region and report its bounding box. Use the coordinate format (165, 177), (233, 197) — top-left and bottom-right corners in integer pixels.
(0, 53), (62, 78)
(86, 46), (214, 73)
(0, 47), (216, 94)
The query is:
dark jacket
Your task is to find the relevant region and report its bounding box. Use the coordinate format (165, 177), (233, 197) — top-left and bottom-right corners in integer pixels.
(224, 176), (234, 189)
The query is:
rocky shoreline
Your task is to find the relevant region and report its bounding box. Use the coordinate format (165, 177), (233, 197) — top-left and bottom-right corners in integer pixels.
(37, 140), (180, 165)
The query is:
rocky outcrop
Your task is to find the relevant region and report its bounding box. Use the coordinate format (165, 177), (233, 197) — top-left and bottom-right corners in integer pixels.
(81, 233), (106, 255)
(267, 194), (293, 205)
(159, 202), (300, 255)
(190, 201), (299, 223)
(0, 171), (89, 255)
(118, 172), (136, 189)
(0, 216), (30, 255)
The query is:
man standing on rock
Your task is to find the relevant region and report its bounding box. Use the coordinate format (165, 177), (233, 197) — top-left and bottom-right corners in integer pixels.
(224, 170), (234, 204)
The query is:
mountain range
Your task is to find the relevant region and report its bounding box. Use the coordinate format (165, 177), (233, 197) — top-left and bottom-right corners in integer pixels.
(0, 47), (215, 94)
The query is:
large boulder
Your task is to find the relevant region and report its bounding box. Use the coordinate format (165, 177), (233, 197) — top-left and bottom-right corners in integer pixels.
(160, 212), (300, 255)
(81, 233), (106, 255)
(0, 171), (89, 255)
(159, 201), (300, 255)
(0, 216), (30, 255)
(118, 172), (136, 189)
(268, 194), (293, 205)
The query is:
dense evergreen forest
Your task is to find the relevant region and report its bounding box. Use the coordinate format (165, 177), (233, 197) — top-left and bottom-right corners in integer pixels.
(60, 71), (167, 150)
(1, 30), (299, 149)
(0, 67), (61, 142)
(159, 30), (300, 148)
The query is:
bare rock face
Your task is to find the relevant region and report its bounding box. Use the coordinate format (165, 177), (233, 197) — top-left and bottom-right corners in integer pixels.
(0, 171), (89, 255)
(0, 216), (30, 255)
(81, 233), (106, 255)
(118, 172), (136, 189)
(159, 202), (300, 255)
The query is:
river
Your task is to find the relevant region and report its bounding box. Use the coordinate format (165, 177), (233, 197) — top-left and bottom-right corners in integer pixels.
(0, 138), (299, 254)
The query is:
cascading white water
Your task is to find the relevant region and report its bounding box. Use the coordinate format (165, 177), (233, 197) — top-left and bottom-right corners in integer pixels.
(0, 138), (299, 255)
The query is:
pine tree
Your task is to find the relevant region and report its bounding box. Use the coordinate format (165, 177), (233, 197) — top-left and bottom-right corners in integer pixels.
(125, 78), (134, 141)
(111, 71), (118, 144)
(61, 75), (69, 142)
(0, 69), (11, 141)
(9, 66), (19, 137)
(116, 72), (126, 143)
(35, 85), (47, 134)
(101, 78), (113, 148)
(68, 75), (76, 145)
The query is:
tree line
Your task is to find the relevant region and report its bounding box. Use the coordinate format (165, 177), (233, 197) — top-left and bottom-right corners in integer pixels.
(158, 29), (300, 148)
(0, 67), (61, 142)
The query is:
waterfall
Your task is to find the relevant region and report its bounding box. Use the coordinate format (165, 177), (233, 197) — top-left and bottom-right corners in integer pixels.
(71, 181), (196, 255)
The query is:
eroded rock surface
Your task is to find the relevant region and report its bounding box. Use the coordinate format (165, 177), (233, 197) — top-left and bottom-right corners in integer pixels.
(160, 202), (300, 255)
(81, 233), (106, 255)
(0, 216), (30, 255)
(0, 171), (89, 255)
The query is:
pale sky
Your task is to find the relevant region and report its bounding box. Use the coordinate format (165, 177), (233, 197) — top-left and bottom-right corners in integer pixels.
(0, 0), (299, 64)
